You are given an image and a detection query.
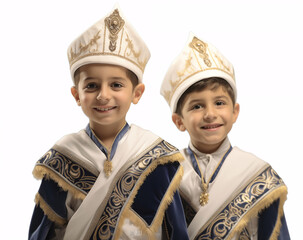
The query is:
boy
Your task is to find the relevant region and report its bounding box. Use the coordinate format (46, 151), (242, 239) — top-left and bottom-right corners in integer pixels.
(29, 6), (189, 240)
(160, 33), (290, 239)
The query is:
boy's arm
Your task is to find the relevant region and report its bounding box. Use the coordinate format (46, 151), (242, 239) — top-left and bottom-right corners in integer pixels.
(29, 178), (68, 240)
(163, 191), (189, 240)
(258, 199), (290, 240)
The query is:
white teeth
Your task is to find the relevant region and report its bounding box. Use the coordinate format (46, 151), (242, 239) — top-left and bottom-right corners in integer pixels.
(203, 125), (220, 129)
(96, 107), (114, 111)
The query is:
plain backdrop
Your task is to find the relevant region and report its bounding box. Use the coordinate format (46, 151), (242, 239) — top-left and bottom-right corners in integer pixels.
(1, 0), (302, 239)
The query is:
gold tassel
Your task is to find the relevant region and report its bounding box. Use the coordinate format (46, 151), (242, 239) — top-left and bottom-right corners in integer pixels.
(34, 193), (67, 225)
(113, 152), (184, 239)
(33, 165), (86, 200)
(226, 185), (288, 240)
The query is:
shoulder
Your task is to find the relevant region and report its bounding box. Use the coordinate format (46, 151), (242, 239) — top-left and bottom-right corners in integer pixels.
(231, 146), (267, 163)
(129, 124), (159, 139)
(54, 129), (88, 147)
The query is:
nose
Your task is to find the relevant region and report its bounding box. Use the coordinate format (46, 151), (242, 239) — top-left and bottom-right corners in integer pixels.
(96, 86), (110, 102)
(203, 105), (217, 121)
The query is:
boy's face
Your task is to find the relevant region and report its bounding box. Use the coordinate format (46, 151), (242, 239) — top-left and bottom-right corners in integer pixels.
(71, 64), (144, 134)
(172, 86), (239, 153)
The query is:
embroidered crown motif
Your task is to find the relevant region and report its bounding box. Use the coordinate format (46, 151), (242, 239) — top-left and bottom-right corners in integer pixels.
(67, 6), (151, 84)
(105, 9), (125, 52)
(189, 37), (212, 67)
(160, 34), (237, 112)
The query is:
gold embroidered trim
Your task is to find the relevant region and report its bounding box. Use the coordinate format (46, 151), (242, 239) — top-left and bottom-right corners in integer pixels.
(33, 165), (86, 200)
(68, 31), (101, 65)
(69, 51), (145, 72)
(117, 161), (184, 239)
(165, 67), (234, 106)
(34, 193), (67, 225)
(90, 146), (184, 240)
(194, 167), (287, 240)
(226, 186), (287, 240)
(125, 32), (147, 71)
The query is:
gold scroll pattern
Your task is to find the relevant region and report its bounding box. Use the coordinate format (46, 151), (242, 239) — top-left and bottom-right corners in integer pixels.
(36, 149), (97, 194)
(195, 167), (284, 240)
(91, 140), (178, 240)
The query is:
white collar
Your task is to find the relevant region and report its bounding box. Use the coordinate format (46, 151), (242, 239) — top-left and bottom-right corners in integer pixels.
(189, 138), (231, 164)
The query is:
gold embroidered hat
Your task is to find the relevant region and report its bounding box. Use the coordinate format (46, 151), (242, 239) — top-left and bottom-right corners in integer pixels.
(67, 6), (150, 83)
(160, 33), (236, 112)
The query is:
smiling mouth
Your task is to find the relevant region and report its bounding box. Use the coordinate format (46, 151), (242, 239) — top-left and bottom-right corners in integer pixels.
(201, 124), (223, 129)
(94, 106), (117, 112)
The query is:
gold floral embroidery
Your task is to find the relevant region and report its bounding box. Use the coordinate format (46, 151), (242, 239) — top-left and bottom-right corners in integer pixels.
(68, 31), (101, 65)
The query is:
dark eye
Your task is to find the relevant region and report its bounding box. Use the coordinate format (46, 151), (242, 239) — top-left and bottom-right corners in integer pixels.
(192, 104), (203, 110)
(87, 83), (97, 88)
(216, 101), (225, 106)
(111, 82), (123, 88)
(84, 82), (98, 91)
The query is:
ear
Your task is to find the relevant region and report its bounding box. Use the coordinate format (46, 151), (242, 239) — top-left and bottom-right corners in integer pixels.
(172, 113), (186, 132)
(232, 103), (240, 123)
(132, 83), (145, 104)
(71, 86), (81, 106)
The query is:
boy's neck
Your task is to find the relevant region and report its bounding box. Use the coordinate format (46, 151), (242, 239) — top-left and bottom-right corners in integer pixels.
(191, 138), (228, 155)
(90, 122), (127, 150)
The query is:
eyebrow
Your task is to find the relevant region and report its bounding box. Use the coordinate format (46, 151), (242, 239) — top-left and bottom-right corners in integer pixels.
(83, 76), (127, 82)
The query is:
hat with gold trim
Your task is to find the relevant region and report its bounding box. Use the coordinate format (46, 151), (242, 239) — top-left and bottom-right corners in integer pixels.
(67, 5), (150, 83)
(160, 33), (236, 113)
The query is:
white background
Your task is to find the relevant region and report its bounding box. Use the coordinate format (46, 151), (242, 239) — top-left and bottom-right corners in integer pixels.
(1, 0), (302, 239)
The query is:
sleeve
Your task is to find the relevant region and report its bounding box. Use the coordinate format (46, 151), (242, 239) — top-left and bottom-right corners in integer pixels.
(131, 161), (189, 239)
(258, 199), (290, 240)
(28, 179), (68, 240)
(163, 191), (189, 240)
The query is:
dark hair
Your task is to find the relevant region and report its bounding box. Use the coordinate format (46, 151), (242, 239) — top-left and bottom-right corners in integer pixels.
(73, 65), (139, 88)
(175, 77), (235, 116)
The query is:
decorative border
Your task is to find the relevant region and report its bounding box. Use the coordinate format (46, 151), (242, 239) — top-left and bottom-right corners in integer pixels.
(194, 167), (287, 240)
(33, 149), (98, 200)
(89, 140), (181, 240)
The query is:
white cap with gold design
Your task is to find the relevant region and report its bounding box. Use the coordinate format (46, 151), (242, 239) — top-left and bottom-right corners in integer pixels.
(67, 5), (150, 83)
(160, 33), (236, 112)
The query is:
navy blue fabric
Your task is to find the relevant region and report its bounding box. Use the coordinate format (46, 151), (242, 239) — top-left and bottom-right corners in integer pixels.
(131, 162), (189, 239)
(85, 123), (130, 160)
(278, 215), (291, 240)
(29, 205), (53, 240)
(38, 179), (68, 219)
(258, 199), (290, 240)
(28, 179), (68, 240)
(165, 192), (189, 240)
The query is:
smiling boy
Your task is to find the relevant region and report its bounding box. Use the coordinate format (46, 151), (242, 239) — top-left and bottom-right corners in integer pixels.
(29, 7), (189, 240)
(161, 34), (290, 239)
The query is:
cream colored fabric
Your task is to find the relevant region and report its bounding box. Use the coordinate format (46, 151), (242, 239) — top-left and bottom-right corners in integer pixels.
(67, 5), (150, 83)
(59, 125), (159, 240)
(160, 33), (236, 112)
(179, 143), (269, 240)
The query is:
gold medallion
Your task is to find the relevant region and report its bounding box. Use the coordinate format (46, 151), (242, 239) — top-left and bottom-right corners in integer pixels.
(104, 160), (112, 177)
(199, 191), (209, 206)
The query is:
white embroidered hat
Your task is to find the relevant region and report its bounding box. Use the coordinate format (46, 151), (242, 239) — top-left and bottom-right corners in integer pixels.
(67, 5), (150, 83)
(160, 33), (236, 113)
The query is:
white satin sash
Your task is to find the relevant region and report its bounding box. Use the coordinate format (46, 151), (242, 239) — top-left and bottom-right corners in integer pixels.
(60, 124), (159, 240)
(179, 147), (268, 240)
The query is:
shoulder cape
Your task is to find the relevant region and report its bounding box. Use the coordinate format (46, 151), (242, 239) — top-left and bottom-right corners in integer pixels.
(179, 147), (287, 240)
(31, 125), (184, 240)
